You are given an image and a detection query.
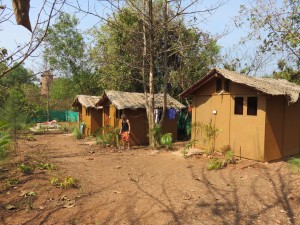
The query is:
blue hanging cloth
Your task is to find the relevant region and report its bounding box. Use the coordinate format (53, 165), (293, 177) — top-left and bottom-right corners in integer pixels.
(167, 108), (176, 119)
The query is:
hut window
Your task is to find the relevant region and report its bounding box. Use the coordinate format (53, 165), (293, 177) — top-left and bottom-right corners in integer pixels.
(234, 97), (244, 115)
(224, 79), (230, 92)
(216, 78), (222, 92)
(116, 109), (123, 119)
(86, 108), (90, 116)
(247, 97), (258, 116)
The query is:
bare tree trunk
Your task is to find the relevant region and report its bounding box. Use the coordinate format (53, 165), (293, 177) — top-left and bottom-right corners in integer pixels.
(142, 0), (149, 122)
(159, 0), (168, 127)
(148, 0), (155, 147)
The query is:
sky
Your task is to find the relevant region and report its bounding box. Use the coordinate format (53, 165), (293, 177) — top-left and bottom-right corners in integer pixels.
(0, 0), (269, 76)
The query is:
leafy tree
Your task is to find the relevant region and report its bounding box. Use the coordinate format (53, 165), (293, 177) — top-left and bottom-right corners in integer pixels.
(237, 0), (300, 79)
(43, 12), (103, 95)
(0, 89), (29, 152)
(49, 77), (79, 110)
(91, 5), (220, 96)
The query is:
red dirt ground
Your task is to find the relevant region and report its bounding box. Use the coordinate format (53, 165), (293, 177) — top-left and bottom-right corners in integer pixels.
(0, 133), (299, 225)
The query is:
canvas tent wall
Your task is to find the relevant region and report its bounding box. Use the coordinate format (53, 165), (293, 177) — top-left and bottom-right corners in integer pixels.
(97, 90), (185, 146)
(180, 68), (300, 161)
(72, 95), (102, 136)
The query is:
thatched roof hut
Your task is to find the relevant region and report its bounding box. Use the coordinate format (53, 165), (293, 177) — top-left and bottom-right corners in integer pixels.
(97, 90), (185, 109)
(72, 95), (102, 108)
(180, 68), (300, 162)
(180, 68), (300, 103)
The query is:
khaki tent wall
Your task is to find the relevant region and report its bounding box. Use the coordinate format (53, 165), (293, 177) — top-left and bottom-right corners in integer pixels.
(192, 94), (231, 151)
(191, 77), (231, 151)
(282, 99), (300, 157)
(229, 83), (266, 161)
(264, 96), (285, 161)
(192, 77), (267, 161)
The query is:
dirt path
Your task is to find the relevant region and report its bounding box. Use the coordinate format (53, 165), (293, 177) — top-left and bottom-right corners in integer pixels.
(1, 134), (300, 225)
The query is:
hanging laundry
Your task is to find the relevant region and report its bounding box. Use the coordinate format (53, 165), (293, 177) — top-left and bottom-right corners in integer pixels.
(154, 108), (163, 123)
(167, 108), (176, 119)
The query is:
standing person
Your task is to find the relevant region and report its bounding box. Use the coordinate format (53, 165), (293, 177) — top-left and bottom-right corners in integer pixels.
(120, 114), (131, 150)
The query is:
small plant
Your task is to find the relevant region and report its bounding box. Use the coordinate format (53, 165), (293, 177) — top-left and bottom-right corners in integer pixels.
(0, 131), (11, 161)
(19, 163), (34, 175)
(3, 178), (19, 189)
(50, 176), (79, 189)
(182, 139), (197, 157)
(60, 176), (78, 189)
(96, 126), (120, 147)
(50, 176), (59, 186)
(287, 157), (300, 173)
(36, 162), (57, 170)
(207, 158), (223, 170)
(59, 124), (72, 133)
(21, 134), (36, 141)
(160, 133), (172, 149)
(203, 123), (221, 154)
(149, 125), (162, 147)
(72, 126), (83, 139)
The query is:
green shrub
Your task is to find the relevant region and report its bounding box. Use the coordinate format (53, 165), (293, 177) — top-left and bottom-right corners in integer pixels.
(72, 126), (83, 139)
(149, 125), (162, 147)
(19, 163), (34, 175)
(59, 124), (71, 133)
(0, 132), (11, 160)
(160, 133), (172, 149)
(287, 157), (300, 173)
(96, 126), (120, 147)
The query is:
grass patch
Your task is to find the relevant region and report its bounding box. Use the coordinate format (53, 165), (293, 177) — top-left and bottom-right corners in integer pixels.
(287, 157), (300, 173)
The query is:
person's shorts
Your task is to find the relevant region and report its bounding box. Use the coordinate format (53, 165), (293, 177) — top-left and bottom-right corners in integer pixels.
(121, 132), (129, 141)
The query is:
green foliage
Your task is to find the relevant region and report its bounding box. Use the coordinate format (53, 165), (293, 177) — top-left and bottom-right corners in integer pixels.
(72, 126), (83, 139)
(287, 157), (300, 173)
(59, 123), (73, 133)
(160, 133), (172, 149)
(19, 163), (34, 175)
(273, 62), (300, 85)
(90, 4), (220, 95)
(50, 176), (79, 189)
(237, 0), (300, 74)
(96, 126), (120, 147)
(207, 158), (223, 171)
(0, 130), (11, 160)
(49, 78), (78, 110)
(43, 13), (103, 95)
(192, 122), (221, 154)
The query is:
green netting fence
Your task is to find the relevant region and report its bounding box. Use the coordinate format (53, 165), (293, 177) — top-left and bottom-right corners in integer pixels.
(30, 110), (78, 123)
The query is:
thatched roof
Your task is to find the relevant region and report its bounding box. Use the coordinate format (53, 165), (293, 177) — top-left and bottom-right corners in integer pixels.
(180, 68), (300, 103)
(72, 95), (102, 108)
(98, 90), (185, 110)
